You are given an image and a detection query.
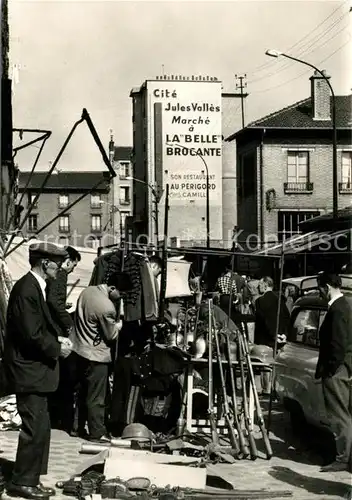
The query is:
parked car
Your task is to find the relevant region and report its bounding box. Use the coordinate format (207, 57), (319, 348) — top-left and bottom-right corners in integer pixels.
(275, 275), (352, 431)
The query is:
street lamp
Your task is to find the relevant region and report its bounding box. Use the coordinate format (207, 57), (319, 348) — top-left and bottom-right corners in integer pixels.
(166, 142), (210, 248)
(126, 176), (162, 247)
(99, 201), (124, 243)
(265, 49), (338, 219)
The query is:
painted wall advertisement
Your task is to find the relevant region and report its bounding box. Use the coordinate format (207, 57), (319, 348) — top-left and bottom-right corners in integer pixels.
(147, 80), (223, 206)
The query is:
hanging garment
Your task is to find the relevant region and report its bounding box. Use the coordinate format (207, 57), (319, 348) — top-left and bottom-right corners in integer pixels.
(123, 253), (145, 322)
(90, 252), (116, 286)
(141, 261), (159, 322)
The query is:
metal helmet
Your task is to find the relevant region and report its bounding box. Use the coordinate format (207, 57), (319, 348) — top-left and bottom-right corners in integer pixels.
(121, 423), (153, 442)
(249, 344), (274, 364)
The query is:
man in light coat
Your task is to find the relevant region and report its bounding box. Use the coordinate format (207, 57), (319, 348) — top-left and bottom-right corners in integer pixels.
(71, 272), (127, 443)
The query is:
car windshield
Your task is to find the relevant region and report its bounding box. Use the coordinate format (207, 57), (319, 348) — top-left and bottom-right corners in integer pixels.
(290, 308), (326, 348)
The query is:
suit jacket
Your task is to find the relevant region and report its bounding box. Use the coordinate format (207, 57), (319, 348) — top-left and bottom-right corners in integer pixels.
(46, 268), (73, 334)
(4, 272), (61, 393)
(254, 290), (290, 349)
(315, 295), (352, 379)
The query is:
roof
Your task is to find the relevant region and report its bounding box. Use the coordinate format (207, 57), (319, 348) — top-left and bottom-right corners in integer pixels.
(226, 95), (352, 142)
(253, 228), (351, 256)
(300, 207), (352, 231)
(18, 171), (111, 193)
(114, 146), (132, 162)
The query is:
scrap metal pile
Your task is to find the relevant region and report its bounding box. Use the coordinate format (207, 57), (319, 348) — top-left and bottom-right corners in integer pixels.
(166, 297), (273, 462)
(56, 470), (293, 500)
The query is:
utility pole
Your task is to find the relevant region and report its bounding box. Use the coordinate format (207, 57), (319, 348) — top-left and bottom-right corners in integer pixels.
(221, 75), (249, 129)
(235, 74), (247, 129)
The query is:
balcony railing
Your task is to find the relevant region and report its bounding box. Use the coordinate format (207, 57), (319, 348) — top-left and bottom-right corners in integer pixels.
(284, 182), (313, 193)
(339, 182), (352, 193)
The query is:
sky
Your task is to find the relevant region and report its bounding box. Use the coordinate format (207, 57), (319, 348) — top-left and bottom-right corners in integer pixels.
(9, 0), (352, 172)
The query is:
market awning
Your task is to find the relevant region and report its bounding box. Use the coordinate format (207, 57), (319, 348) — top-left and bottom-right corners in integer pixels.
(253, 228), (352, 256)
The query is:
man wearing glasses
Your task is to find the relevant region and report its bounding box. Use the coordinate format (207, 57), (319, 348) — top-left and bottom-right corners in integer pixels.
(3, 242), (71, 499)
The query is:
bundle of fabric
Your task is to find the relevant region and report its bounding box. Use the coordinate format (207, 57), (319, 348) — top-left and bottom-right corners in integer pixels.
(0, 394), (21, 430)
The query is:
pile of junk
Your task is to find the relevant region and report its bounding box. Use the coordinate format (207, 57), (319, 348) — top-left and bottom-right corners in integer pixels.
(50, 249), (290, 500)
(54, 424), (293, 500)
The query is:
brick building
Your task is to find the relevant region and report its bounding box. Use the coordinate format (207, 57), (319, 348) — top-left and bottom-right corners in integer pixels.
(107, 140), (133, 243)
(226, 71), (352, 250)
(17, 171), (112, 248)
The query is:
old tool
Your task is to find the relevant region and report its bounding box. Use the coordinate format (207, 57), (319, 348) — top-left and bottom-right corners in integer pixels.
(225, 333), (249, 458)
(212, 313), (241, 458)
(237, 328), (257, 460)
(239, 331), (273, 460)
(207, 299), (219, 447)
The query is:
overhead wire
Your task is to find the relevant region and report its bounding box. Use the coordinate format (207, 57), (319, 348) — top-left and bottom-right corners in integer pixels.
(251, 36), (351, 94)
(249, 14), (349, 85)
(244, 0), (349, 77)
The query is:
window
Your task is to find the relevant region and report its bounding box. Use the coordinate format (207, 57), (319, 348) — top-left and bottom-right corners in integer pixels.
(340, 152), (352, 191)
(119, 186), (130, 205)
(29, 194), (37, 208)
(120, 211), (129, 229)
(90, 194), (102, 208)
(285, 151), (312, 191)
(28, 214), (38, 232)
(289, 309), (327, 348)
(119, 162), (130, 179)
(87, 236), (101, 249)
(91, 214), (101, 232)
(287, 151), (309, 183)
(59, 215), (70, 232)
(58, 194), (69, 209)
(278, 211), (320, 242)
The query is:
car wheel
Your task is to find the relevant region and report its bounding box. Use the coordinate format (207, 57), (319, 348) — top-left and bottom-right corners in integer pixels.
(283, 399), (307, 436)
(289, 407), (307, 435)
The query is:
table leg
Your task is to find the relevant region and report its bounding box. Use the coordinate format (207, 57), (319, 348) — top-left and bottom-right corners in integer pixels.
(186, 363), (194, 432)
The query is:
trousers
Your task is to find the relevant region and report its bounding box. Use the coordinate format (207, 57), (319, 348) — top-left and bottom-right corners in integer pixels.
(323, 364), (352, 464)
(76, 354), (109, 439)
(12, 393), (51, 487)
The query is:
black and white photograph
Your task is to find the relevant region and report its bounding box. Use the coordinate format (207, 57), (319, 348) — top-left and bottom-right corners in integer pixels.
(0, 0), (351, 499)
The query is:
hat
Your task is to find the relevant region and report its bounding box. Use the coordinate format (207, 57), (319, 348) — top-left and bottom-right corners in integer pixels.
(29, 242), (68, 261)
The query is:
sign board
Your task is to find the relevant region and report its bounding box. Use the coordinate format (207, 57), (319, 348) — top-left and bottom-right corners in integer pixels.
(145, 79), (223, 241)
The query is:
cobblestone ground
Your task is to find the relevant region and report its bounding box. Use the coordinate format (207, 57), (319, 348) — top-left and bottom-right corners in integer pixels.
(0, 401), (351, 500)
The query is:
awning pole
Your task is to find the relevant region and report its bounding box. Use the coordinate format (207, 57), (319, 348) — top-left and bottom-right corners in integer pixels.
(3, 116), (85, 256)
(267, 247), (285, 433)
(6, 132), (51, 232)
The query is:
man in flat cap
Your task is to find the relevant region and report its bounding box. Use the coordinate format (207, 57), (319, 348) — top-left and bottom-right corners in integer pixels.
(3, 242), (72, 499)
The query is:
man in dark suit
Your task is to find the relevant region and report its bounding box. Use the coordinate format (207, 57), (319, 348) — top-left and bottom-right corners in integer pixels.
(46, 245), (81, 336)
(254, 276), (290, 394)
(3, 242), (71, 499)
(316, 272), (352, 472)
(46, 245), (81, 433)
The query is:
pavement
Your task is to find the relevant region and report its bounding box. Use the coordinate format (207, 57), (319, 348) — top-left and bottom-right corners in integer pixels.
(0, 401), (351, 500)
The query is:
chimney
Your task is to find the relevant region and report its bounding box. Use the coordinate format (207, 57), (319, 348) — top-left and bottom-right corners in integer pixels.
(310, 70), (331, 121)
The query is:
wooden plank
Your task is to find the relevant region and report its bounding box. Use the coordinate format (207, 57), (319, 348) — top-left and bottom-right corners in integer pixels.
(106, 447), (201, 464)
(104, 457), (206, 489)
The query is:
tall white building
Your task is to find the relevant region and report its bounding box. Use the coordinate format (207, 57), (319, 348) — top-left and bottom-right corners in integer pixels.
(130, 75), (223, 247)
